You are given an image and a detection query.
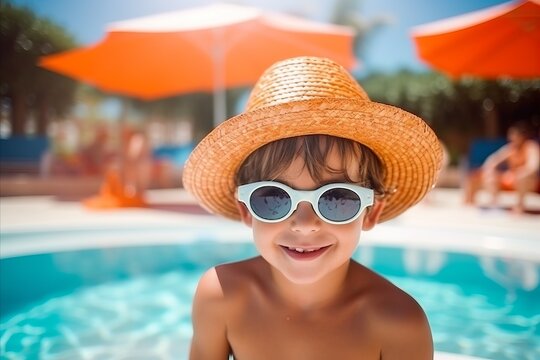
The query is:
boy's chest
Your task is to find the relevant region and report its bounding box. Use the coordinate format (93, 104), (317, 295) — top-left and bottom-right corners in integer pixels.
(226, 300), (381, 360)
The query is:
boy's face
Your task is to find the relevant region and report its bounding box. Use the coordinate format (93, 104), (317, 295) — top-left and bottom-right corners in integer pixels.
(237, 145), (384, 285)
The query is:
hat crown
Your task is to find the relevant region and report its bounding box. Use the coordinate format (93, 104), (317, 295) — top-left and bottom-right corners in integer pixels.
(246, 57), (369, 112)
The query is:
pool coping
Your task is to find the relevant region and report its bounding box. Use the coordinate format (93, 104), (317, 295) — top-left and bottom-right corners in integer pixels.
(2, 220), (540, 262)
(1, 188), (539, 260)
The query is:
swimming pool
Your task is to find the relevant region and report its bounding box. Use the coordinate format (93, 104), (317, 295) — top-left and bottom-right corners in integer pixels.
(1, 230), (538, 360)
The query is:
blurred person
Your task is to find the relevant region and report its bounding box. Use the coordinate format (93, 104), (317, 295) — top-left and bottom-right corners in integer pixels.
(481, 122), (540, 213)
(41, 122), (83, 176)
(121, 125), (151, 199)
(183, 57), (440, 359)
(79, 125), (112, 175)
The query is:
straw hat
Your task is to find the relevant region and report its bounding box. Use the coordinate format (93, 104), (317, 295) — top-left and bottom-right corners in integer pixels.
(183, 56), (443, 222)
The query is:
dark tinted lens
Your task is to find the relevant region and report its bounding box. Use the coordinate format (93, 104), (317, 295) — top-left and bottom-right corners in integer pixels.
(318, 188), (361, 222)
(250, 186), (291, 221)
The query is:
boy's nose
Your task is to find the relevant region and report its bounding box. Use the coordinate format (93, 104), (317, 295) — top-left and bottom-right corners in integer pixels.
(290, 202), (321, 233)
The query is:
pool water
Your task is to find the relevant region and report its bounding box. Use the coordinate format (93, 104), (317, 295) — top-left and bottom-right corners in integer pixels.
(1, 242), (539, 360)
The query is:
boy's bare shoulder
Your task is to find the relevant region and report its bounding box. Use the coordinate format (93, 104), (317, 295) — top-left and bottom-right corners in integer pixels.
(215, 256), (267, 286)
(351, 261), (427, 324)
(350, 262), (433, 358)
(194, 257), (266, 306)
(193, 266), (225, 304)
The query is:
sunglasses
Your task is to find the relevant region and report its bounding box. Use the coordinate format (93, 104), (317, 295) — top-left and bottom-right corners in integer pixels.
(237, 181), (374, 225)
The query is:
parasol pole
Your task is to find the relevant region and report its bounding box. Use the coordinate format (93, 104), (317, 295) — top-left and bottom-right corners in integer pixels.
(212, 30), (227, 128)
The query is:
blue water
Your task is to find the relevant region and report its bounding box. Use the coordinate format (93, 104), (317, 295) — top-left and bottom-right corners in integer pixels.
(1, 242), (539, 360)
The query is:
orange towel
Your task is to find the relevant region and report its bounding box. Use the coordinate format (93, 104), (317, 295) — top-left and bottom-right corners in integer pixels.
(83, 169), (147, 209)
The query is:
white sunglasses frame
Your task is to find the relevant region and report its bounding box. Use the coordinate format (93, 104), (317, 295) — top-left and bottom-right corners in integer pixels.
(237, 181), (374, 225)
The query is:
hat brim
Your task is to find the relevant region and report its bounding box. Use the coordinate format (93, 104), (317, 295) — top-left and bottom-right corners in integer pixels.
(183, 98), (443, 223)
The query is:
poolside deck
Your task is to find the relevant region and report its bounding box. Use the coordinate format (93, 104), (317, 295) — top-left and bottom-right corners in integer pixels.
(1, 187), (539, 258)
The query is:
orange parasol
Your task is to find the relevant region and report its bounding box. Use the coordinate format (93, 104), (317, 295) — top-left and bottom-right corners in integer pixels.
(39, 3), (357, 126)
(411, 0), (540, 79)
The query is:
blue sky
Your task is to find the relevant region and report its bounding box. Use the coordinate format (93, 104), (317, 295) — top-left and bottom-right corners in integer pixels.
(11, 0), (510, 74)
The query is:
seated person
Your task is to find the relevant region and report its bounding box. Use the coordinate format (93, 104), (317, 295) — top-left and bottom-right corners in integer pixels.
(473, 122), (539, 213)
(121, 126), (151, 199)
(79, 125), (111, 175)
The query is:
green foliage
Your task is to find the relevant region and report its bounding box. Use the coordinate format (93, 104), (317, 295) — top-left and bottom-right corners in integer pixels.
(126, 87), (247, 142)
(0, 2), (78, 134)
(331, 0), (390, 57)
(128, 92), (214, 142)
(360, 70), (540, 160)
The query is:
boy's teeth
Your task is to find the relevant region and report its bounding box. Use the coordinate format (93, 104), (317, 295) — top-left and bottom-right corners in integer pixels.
(288, 247), (320, 253)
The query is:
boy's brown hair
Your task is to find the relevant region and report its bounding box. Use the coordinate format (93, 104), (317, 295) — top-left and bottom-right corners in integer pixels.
(236, 135), (387, 197)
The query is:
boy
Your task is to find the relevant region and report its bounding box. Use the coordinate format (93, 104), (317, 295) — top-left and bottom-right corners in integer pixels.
(183, 57), (442, 359)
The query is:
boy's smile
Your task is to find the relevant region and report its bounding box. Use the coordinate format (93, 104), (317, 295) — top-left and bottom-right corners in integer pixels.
(280, 244), (332, 261)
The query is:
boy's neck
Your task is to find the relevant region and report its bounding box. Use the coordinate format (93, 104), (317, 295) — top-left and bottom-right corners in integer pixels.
(268, 259), (352, 312)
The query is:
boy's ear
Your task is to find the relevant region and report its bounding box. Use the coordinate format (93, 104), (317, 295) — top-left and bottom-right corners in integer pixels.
(362, 199), (385, 230)
(236, 201), (253, 228)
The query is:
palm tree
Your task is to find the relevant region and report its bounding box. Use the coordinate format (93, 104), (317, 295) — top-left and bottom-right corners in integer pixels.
(0, 3), (78, 136)
(331, 0), (392, 58)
